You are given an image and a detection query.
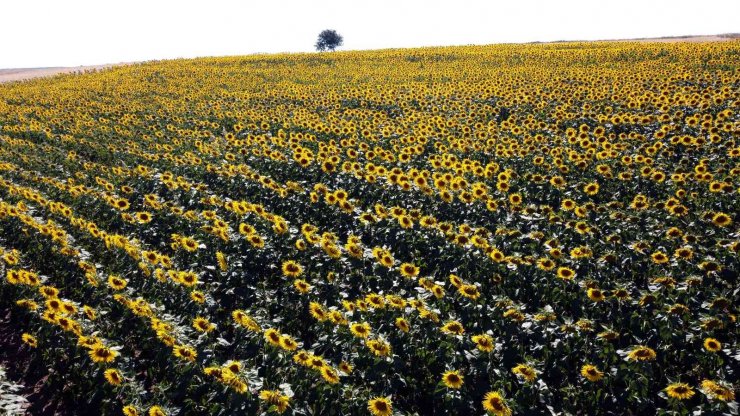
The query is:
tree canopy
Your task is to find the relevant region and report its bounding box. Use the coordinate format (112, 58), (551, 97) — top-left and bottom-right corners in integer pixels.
(315, 29), (343, 52)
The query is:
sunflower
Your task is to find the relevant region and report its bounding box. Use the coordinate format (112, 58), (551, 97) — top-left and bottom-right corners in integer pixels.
(122, 405), (139, 416)
(89, 344), (119, 363)
(192, 317), (215, 333)
(712, 212), (732, 227)
(701, 379), (735, 402)
(279, 335), (298, 351)
(135, 212), (152, 223)
(320, 366), (340, 384)
(482, 391), (511, 416)
(442, 370), (464, 389)
(104, 368), (123, 386)
(339, 361), (353, 374)
(248, 235), (265, 248)
(508, 193), (522, 205)
(222, 360), (242, 375)
(367, 397), (392, 416)
(143, 251), (159, 264)
(21, 333), (38, 348)
(259, 390), (289, 413)
(350, 322), (371, 338)
(395, 317), (410, 332)
(449, 274), (463, 287)
(674, 247), (693, 260)
(399, 262), (419, 279)
(281, 260), (303, 278)
(431, 285), (445, 298)
(190, 291), (205, 303)
(587, 288), (605, 302)
(293, 279), (311, 294)
(173, 345), (197, 362)
(561, 199), (576, 210)
(83, 305), (97, 320)
(471, 334), (494, 352)
(216, 251), (228, 272)
(366, 339), (391, 356)
(665, 382), (695, 400)
(397, 215), (413, 229)
(173, 270), (196, 286)
(107, 275), (128, 291)
(309, 302), (328, 321)
(650, 251), (669, 264)
(114, 199), (130, 211)
(583, 182), (599, 195)
(512, 364), (537, 382)
(379, 254), (394, 268)
(149, 406), (167, 416)
(627, 345), (656, 361)
(580, 364), (603, 382)
(703, 337), (721, 352)
(441, 320), (465, 336)
(537, 258), (556, 271)
(39, 285), (59, 298)
(179, 236), (199, 252)
(458, 284), (480, 300)
(556, 267), (576, 280)
(295, 239), (307, 251)
(264, 328), (282, 346)
(308, 355), (325, 369)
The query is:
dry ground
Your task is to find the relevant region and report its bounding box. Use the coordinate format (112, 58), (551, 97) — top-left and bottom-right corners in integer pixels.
(0, 64), (121, 83)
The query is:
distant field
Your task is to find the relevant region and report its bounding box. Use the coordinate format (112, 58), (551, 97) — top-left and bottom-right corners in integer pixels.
(0, 39), (738, 416)
(0, 64), (119, 83)
(1, 35), (737, 84)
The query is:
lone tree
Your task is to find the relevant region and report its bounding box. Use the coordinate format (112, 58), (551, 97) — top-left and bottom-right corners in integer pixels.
(315, 29), (343, 52)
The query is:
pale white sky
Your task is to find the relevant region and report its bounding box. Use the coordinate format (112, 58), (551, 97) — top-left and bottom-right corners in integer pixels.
(2, 0), (738, 68)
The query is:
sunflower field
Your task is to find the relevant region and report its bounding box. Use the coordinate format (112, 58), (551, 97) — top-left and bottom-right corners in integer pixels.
(0, 40), (738, 415)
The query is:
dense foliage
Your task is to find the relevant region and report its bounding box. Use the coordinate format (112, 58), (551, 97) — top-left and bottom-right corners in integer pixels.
(315, 30), (343, 52)
(0, 41), (738, 415)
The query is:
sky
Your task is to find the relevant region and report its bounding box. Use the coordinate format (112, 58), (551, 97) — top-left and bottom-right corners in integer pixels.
(2, 0), (738, 68)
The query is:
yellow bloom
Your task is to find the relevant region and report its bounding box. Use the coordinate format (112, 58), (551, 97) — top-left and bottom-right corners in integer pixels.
(104, 368), (124, 386)
(703, 337), (721, 352)
(89, 344), (119, 363)
(192, 317), (215, 333)
(471, 334), (494, 352)
(107, 275), (128, 291)
(627, 345), (656, 361)
(320, 366), (340, 384)
(399, 262), (419, 278)
(580, 364), (603, 382)
(556, 267), (575, 280)
(665, 382), (695, 400)
(173, 345), (197, 362)
(350, 322), (371, 338)
(441, 370), (464, 389)
(21, 333), (38, 348)
(259, 390), (289, 413)
(264, 328), (282, 346)
(512, 363), (537, 382)
(367, 397), (392, 416)
(701, 379), (735, 402)
(587, 288), (605, 302)
(711, 212), (732, 227)
(281, 260), (303, 278)
(482, 391), (511, 416)
(293, 279), (311, 294)
(122, 405), (139, 416)
(149, 406), (167, 416)
(441, 320), (464, 336)
(583, 182), (599, 195)
(395, 317), (410, 332)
